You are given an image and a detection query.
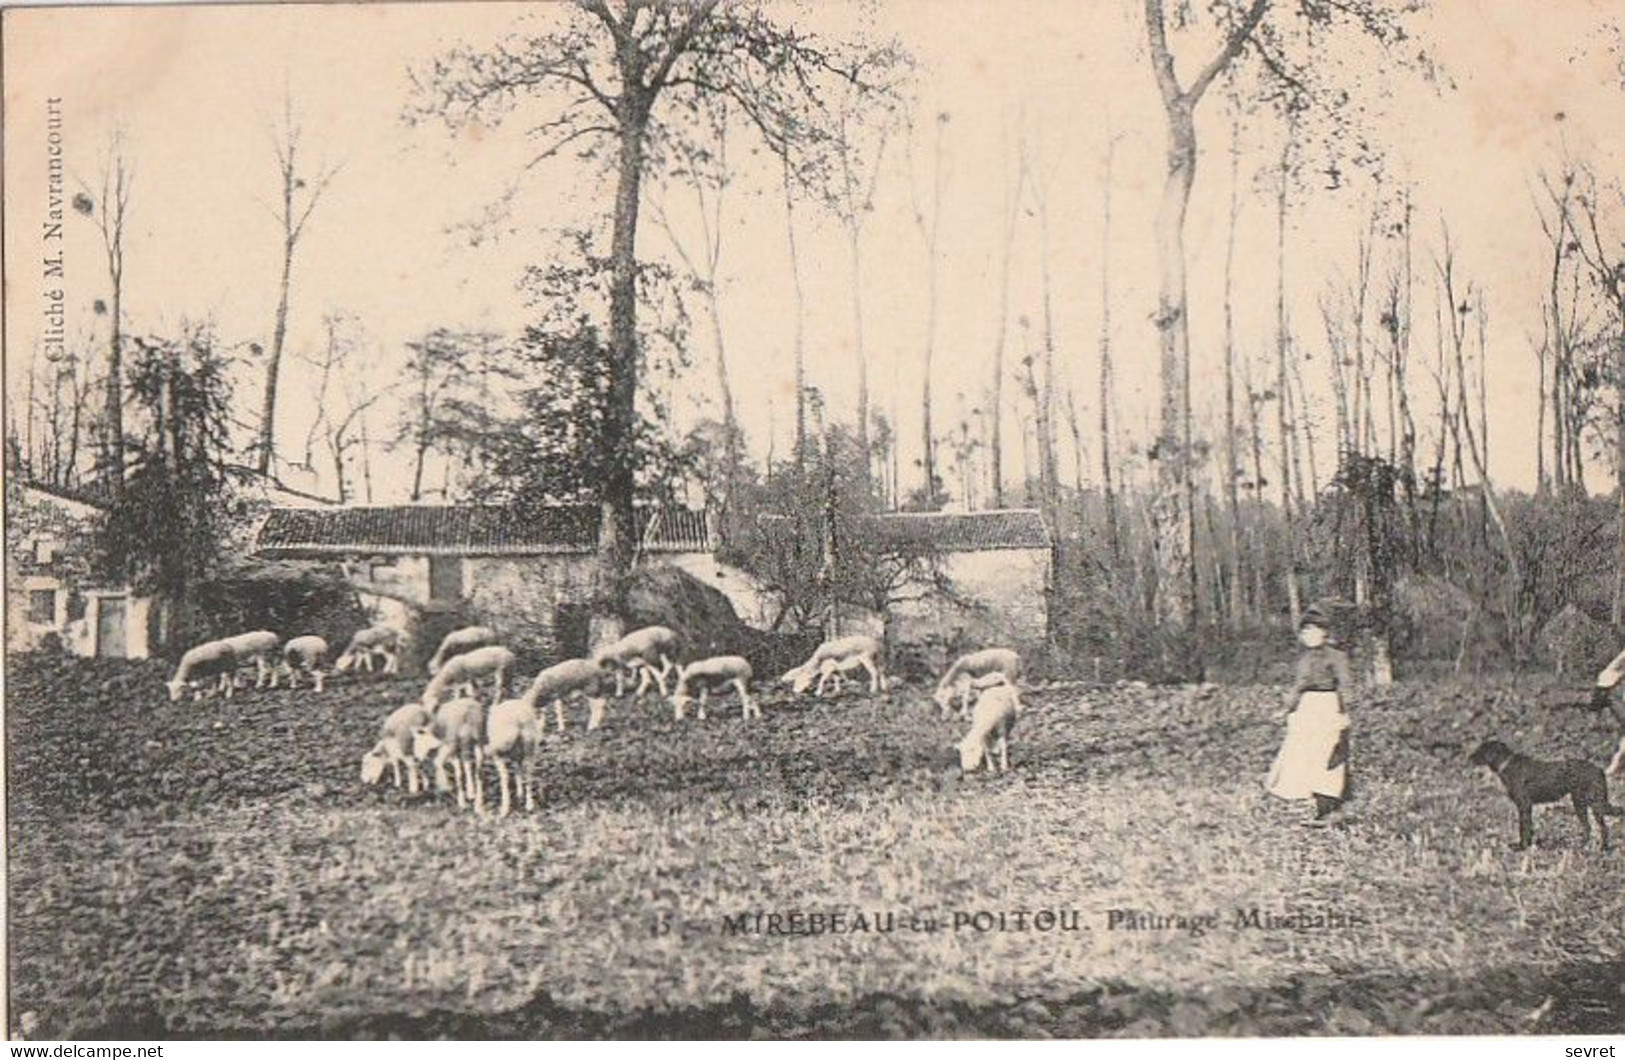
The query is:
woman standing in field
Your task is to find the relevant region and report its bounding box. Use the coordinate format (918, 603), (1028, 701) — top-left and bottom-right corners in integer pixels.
(1266, 604), (1353, 824)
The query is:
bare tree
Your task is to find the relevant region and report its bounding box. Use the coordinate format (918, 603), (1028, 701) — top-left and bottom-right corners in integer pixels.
(987, 115), (1026, 509)
(73, 140), (133, 498)
(1274, 121), (1302, 627)
(1020, 122), (1062, 521)
(905, 108), (949, 508)
(256, 93), (339, 476)
(1098, 128), (1123, 567)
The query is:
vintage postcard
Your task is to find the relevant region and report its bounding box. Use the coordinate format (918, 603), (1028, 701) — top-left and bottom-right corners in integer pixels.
(3, 0), (1623, 1042)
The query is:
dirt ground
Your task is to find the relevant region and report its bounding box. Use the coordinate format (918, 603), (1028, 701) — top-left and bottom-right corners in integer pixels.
(5, 655), (1623, 1038)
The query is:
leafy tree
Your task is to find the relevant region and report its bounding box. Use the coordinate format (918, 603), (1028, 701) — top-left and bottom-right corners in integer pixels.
(96, 326), (236, 643)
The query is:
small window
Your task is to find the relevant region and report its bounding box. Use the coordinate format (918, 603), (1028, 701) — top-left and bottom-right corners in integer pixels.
(428, 556), (464, 603)
(27, 589), (57, 625)
(34, 538), (58, 565)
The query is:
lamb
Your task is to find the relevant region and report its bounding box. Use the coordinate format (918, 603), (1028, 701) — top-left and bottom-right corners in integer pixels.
(593, 625), (681, 697)
(524, 657), (611, 733)
(932, 647), (1024, 719)
(166, 639), (240, 702)
(411, 696), (487, 811)
(334, 625), (407, 676)
(360, 701), (433, 793)
(277, 635), (330, 691)
(955, 683), (1023, 774)
(421, 644), (514, 708)
(781, 634), (886, 697)
(485, 696), (542, 817)
(670, 655), (758, 722)
(222, 630), (282, 691)
(427, 625), (500, 676)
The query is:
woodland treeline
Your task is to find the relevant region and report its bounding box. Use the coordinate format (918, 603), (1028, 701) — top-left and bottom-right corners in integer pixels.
(7, 0), (1625, 679)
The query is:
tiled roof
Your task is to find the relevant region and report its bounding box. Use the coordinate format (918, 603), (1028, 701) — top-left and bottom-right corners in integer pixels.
(254, 505), (712, 557)
(866, 509), (1051, 551)
(760, 509), (1051, 553)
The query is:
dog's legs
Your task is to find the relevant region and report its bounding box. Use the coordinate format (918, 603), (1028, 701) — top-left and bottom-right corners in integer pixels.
(1573, 791), (1593, 846)
(1515, 802), (1534, 849)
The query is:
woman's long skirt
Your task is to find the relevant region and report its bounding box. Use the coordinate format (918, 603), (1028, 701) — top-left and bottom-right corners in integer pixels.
(1266, 690), (1349, 801)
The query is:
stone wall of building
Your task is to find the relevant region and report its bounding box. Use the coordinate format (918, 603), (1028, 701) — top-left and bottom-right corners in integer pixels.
(885, 547), (1051, 667)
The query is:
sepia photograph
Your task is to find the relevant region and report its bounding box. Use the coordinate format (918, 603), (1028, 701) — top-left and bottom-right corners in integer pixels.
(2, 0), (1623, 1041)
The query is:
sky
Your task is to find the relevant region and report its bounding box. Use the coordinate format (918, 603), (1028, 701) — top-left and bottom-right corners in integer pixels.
(4, 0), (1624, 505)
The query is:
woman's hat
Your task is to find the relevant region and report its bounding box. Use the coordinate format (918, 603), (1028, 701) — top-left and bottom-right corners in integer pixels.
(1299, 604), (1330, 630)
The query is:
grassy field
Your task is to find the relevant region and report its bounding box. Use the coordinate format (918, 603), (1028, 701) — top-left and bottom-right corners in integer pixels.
(5, 654), (1623, 1038)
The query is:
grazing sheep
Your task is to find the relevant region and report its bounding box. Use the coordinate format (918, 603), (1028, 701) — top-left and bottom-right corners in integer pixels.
(427, 625), (500, 676)
(277, 635), (330, 691)
(485, 696), (542, 817)
(421, 644), (514, 708)
(524, 658), (610, 733)
(670, 656), (757, 722)
(1610, 735), (1624, 777)
(334, 625), (407, 676)
(782, 634), (886, 697)
(412, 696), (487, 811)
(593, 625), (681, 696)
(166, 639), (239, 702)
(222, 630), (282, 690)
(956, 683), (1023, 774)
(361, 702), (432, 793)
(932, 648), (1023, 719)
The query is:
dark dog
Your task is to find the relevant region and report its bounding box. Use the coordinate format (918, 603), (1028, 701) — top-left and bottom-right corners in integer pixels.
(1468, 739), (1622, 850)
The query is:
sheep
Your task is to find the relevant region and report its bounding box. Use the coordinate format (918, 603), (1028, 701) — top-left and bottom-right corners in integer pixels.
(524, 657), (610, 733)
(955, 683), (1023, 774)
(485, 696), (542, 817)
(427, 625), (500, 676)
(781, 634), (886, 697)
(421, 644), (514, 708)
(411, 696), (487, 811)
(932, 647), (1024, 720)
(593, 625), (681, 697)
(334, 625), (407, 676)
(360, 702), (432, 793)
(222, 630), (281, 691)
(166, 639), (240, 702)
(277, 635), (330, 691)
(670, 656), (758, 722)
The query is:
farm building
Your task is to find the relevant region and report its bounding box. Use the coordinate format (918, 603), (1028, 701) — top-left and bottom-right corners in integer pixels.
(254, 503), (1052, 659)
(4, 480), (154, 659)
(253, 504), (731, 659)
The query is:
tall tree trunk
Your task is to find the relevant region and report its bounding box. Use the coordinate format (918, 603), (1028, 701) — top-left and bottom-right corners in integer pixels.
(259, 236), (294, 476)
(1098, 138), (1122, 568)
(847, 223), (871, 476)
(783, 158), (808, 469)
(1142, 0), (1266, 628)
(1275, 130), (1301, 627)
(598, 98), (651, 617)
(1222, 97), (1244, 624)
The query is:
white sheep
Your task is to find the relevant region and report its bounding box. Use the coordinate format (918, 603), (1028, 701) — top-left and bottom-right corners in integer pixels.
(411, 696), (487, 811)
(524, 658), (610, 733)
(932, 647), (1024, 719)
(782, 634), (886, 697)
(427, 625), (500, 676)
(277, 635), (330, 691)
(593, 625), (681, 697)
(222, 630), (282, 691)
(360, 701), (433, 793)
(421, 644), (514, 708)
(485, 696), (542, 817)
(334, 625), (407, 676)
(670, 655), (758, 722)
(166, 639), (239, 702)
(955, 683), (1023, 774)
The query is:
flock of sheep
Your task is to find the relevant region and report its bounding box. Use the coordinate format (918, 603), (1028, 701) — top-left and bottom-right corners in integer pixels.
(164, 623), (1033, 817)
